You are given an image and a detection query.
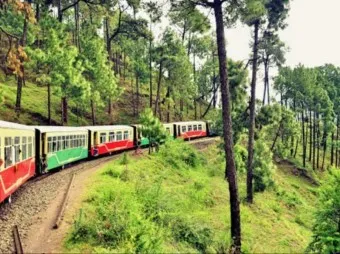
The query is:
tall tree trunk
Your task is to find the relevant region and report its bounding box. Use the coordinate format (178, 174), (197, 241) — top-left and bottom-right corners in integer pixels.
(108, 98), (112, 116)
(149, 22), (153, 108)
(247, 20), (259, 204)
(74, 1), (80, 51)
(336, 116), (339, 167)
(313, 111), (316, 170)
(266, 63), (270, 105)
(194, 99), (197, 120)
(154, 59), (163, 116)
(166, 86), (170, 123)
(61, 97), (68, 124)
(57, 0), (62, 22)
(213, 0), (241, 252)
(317, 113), (320, 169)
(262, 58), (268, 105)
(321, 130), (327, 171)
(105, 18), (112, 61)
(91, 99), (95, 125)
(331, 132), (335, 165)
(136, 74), (139, 115)
(302, 111), (306, 167)
(47, 83), (51, 125)
(309, 109), (312, 161)
(16, 10), (29, 113)
(294, 137), (299, 158)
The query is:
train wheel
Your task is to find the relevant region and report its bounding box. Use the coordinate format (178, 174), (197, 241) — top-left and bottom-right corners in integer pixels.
(5, 195), (12, 204)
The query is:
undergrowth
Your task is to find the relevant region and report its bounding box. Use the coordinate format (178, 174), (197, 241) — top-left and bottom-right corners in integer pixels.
(65, 139), (318, 253)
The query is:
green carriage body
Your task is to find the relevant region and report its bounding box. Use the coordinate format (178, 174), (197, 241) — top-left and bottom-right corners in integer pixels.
(35, 126), (89, 173)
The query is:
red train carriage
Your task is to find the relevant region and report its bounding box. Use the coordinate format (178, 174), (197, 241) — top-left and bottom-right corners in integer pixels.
(173, 121), (208, 139)
(0, 121), (36, 203)
(86, 125), (135, 156)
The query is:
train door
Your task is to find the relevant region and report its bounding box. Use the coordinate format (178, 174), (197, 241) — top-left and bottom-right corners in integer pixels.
(94, 132), (98, 145)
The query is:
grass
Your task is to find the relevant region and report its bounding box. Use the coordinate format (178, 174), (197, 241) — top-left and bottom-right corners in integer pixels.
(64, 140), (318, 253)
(0, 71), (208, 125)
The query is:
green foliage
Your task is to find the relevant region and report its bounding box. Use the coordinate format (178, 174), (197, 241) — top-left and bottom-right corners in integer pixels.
(307, 168), (340, 253)
(120, 152), (129, 166)
(66, 142), (319, 253)
(139, 108), (167, 150)
(158, 139), (203, 169)
(253, 137), (276, 192)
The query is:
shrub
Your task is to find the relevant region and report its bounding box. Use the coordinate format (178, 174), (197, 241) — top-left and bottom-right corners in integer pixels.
(253, 139), (275, 192)
(171, 217), (213, 253)
(307, 168), (340, 253)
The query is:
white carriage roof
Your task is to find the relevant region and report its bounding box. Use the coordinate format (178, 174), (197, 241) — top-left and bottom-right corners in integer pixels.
(0, 120), (35, 130)
(171, 121), (205, 125)
(34, 126), (88, 133)
(84, 125), (133, 131)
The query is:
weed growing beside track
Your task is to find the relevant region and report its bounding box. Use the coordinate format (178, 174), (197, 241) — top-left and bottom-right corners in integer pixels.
(65, 139), (318, 253)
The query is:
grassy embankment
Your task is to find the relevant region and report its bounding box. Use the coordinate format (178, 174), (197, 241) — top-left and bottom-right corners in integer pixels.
(0, 72), (205, 125)
(64, 140), (318, 253)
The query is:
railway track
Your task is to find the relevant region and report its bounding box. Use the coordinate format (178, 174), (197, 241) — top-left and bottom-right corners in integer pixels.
(0, 137), (218, 252)
(12, 225), (23, 254)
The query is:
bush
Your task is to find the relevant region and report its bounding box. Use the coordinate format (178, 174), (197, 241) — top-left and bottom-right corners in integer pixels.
(307, 168), (340, 253)
(171, 217), (213, 253)
(253, 139), (275, 192)
(158, 139), (202, 169)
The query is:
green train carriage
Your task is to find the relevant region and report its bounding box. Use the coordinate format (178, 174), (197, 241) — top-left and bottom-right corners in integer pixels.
(35, 126), (89, 173)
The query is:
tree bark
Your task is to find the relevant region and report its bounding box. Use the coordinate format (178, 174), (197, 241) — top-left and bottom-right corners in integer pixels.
(309, 109), (312, 161)
(149, 22), (153, 108)
(91, 99), (96, 125)
(213, 0), (241, 252)
(136, 73), (139, 115)
(331, 132), (335, 165)
(154, 58), (163, 116)
(247, 20), (259, 204)
(302, 111), (306, 167)
(47, 83), (51, 125)
(313, 110), (316, 170)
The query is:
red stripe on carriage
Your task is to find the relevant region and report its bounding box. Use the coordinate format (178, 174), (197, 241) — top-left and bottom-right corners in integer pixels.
(90, 140), (135, 156)
(180, 131), (207, 139)
(0, 157), (36, 203)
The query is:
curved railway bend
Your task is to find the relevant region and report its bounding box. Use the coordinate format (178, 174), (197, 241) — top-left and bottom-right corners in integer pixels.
(0, 137), (218, 253)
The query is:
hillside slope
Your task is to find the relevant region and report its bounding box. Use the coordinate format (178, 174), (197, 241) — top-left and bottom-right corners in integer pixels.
(0, 72), (206, 126)
(64, 140), (317, 253)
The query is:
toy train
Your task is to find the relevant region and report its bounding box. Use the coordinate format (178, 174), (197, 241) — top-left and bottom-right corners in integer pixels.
(0, 120), (210, 204)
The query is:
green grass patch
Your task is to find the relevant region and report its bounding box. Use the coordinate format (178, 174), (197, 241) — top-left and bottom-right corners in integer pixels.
(65, 140), (318, 253)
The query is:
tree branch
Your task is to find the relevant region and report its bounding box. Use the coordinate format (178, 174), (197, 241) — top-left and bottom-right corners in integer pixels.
(0, 26), (20, 40)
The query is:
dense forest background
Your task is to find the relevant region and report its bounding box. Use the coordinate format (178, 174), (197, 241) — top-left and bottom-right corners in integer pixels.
(1, 0), (340, 253)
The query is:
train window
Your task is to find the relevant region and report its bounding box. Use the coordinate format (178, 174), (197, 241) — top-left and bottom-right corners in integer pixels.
(166, 127), (170, 134)
(198, 124), (202, 130)
(193, 125), (197, 131)
(48, 137), (52, 153)
(14, 137), (20, 163)
(188, 125), (192, 131)
(28, 137), (32, 157)
(182, 126), (186, 132)
(124, 131), (129, 140)
(109, 132), (115, 142)
(75, 135), (79, 147)
(100, 133), (106, 144)
(58, 136), (62, 151)
(5, 137), (13, 168)
(52, 137), (57, 152)
(62, 136), (66, 150)
(65, 136), (69, 149)
(22, 137), (27, 160)
(116, 131), (122, 141)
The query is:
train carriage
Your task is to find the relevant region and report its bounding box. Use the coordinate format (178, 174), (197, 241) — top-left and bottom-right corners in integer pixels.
(131, 124), (150, 147)
(163, 123), (175, 139)
(35, 126), (88, 173)
(173, 121), (208, 139)
(87, 125), (135, 156)
(0, 121), (36, 203)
